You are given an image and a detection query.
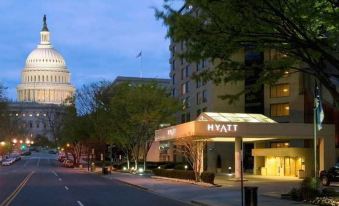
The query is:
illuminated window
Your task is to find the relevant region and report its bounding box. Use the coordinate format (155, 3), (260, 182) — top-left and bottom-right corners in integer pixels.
(270, 103), (290, 117)
(181, 82), (189, 95)
(283, 70), (290, 77)
(181, 83), (186, 95)
(270, 84), (290, 98)
(271, 142), (290, 148)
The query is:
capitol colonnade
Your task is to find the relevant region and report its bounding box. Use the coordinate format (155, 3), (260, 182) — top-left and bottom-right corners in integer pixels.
(18, 88), (73, 103)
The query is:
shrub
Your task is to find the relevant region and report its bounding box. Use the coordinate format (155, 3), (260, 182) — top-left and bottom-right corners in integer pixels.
(300, 177), (320, 201)
(289, 187), (302, 201)
(200, 172), (215, 184)
(152, 169), (196, 181)
(321, 188), (337, 197)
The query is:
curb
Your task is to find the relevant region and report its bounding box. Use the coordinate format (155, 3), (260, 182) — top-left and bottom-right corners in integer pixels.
(151, 176), (216, 187)
(191, 200), (213, 206)
(110, 177), (149, 191)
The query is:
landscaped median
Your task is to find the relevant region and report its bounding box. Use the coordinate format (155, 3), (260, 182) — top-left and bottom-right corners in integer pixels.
(282, 177), (339, 206)
(152, 169), (216, 187)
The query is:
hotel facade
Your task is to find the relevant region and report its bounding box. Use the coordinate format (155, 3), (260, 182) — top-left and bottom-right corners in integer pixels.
(151, 40), (339, 178)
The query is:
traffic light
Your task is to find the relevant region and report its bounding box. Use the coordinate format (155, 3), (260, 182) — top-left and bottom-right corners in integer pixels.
(21, 144), (26, 150)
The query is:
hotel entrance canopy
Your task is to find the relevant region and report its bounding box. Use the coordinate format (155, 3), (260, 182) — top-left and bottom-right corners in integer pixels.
(155, 112), (334, 142)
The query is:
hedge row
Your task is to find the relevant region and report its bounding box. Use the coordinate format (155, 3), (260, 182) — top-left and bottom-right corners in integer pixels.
(152, 169), (215, 184)
(200, 172), (215, 184)
(153, 169), (196, 181)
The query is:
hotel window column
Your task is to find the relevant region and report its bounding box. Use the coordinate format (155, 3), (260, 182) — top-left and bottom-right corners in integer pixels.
(196, 92), (201, 105)
(202, 90), (207, 103)
(270, 84), (290, 98)
(270, 103), (290, 117)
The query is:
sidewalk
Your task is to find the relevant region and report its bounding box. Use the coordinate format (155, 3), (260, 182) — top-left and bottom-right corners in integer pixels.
(101, 171), (312, 206)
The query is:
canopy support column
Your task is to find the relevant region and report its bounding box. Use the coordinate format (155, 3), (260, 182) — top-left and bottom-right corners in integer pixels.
(235, 137), (243, 179)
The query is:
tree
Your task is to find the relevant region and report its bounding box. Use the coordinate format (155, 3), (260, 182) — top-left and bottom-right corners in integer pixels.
(0, 84), (23, 144)
(59, 102), (92, 166)
(0, 83), (8, 141)
(109, 82), (180, 170)
(40, 105), (66, 145)
(175, 136), (206, 182)
(157, 0), (339, 104)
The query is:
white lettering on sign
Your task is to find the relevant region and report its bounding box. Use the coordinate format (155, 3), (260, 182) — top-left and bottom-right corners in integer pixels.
(207, 124), (238, 133)
(167, 128), (176, 136)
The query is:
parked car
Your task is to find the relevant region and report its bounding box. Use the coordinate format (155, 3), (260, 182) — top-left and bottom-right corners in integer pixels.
(14, 155), (21, 161)
(2, 160), (12, 166)
(320, 163), (339, 186)
(21, 151), (31, 156)
(48, 150), (57, 154)
(58, 155), (66, 162)
(62, 160), (74, 168)
(2, 158), (15, 166)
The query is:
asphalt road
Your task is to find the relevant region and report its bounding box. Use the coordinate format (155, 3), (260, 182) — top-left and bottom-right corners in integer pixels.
(0, 152), (188, 206)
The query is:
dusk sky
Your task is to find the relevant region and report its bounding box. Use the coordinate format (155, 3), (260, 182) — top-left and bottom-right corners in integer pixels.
(0, 0), (179, 100)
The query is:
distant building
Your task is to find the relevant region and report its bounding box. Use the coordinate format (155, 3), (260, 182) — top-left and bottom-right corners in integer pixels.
(7, 15), (74, 142)
(112, 76), (170, 89)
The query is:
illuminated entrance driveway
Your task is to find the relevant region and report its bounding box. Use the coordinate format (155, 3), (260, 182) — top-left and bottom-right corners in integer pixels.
(155, 112), (335, 178)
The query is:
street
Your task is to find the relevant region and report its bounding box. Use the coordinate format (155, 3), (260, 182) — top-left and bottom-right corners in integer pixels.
(0, 152), (188, 206)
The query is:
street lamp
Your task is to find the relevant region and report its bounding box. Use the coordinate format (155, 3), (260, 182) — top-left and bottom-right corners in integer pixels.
(31, 141), (34, 145)
(0, 141), (6, 146)
(26, 139), (30, 144)
(12, 139), (17, 144)
(19, 140), (23, 144)
(66, 143), (70, 147)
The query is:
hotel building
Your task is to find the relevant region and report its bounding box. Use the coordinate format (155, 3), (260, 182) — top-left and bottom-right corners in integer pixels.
(154, 39), (339, 178)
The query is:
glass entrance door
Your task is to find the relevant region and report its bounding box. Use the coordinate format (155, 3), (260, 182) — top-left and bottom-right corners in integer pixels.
(265, 156), (301, 177)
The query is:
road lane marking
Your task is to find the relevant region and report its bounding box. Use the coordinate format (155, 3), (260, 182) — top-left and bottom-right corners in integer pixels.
(64, 186), (69, 191)
(37, 158), (40, 167)
(23, 159), (30, 167)
(77, 201), (84, 206)
(0, 171), (35, 206)
(52, 171), (58, 177)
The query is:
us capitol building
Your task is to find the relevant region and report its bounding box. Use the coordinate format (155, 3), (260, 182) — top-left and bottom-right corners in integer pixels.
(8, 15), (75, 142)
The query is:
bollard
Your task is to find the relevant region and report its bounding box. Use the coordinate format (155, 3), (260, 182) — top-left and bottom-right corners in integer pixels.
(244, 186), (258, 206)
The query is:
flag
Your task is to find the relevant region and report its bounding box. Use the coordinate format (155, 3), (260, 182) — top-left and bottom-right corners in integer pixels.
(136, 51), (142, 58)
(314, 82), (325, 131)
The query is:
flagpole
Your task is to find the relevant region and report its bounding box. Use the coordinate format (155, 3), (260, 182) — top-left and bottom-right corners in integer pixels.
(138, 51), (143, 78)
(140, 54), (143, 78)
(313, 104), (317, 178)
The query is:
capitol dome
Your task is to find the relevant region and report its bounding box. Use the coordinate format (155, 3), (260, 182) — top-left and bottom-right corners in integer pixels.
(25, 48), (66, 69)
(17, 15), (75, 105)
